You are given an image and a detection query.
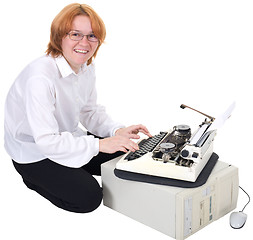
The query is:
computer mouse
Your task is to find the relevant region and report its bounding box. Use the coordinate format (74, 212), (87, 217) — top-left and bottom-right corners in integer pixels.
(229, 211), (247, 229)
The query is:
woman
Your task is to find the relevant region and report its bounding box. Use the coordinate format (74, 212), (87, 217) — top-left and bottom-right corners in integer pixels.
(4, 3), (151, 213)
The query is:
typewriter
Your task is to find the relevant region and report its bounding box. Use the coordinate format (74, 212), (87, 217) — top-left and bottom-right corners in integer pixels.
(115, 103), (235, 182)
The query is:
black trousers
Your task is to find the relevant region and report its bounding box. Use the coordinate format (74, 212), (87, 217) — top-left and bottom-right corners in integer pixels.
(13, 149), (123, 213)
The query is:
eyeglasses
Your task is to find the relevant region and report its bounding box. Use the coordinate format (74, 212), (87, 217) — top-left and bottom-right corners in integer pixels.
(67, 30), (99, 42)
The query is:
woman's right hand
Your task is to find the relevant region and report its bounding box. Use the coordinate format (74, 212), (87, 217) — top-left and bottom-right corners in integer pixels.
(99, 135), (139, 154)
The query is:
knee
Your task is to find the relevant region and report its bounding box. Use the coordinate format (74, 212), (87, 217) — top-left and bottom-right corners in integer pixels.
(73, 186), (103, 213)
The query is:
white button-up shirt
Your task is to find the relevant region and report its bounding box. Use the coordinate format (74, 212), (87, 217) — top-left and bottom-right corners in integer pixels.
(4, 55), (124, 168)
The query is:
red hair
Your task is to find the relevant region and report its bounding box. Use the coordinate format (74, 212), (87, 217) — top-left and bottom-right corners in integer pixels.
(46, 3), (106, 65)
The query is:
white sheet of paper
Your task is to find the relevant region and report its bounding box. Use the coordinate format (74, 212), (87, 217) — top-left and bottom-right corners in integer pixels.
(190, 102), (235, 145)
(207, 102), (236, 132)
(190, 124), (209, 145)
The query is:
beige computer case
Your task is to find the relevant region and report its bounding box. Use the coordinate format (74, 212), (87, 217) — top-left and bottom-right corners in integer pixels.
(101, 157), (238, 240)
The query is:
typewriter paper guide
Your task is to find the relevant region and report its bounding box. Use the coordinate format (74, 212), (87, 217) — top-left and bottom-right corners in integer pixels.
(115, 102), (235, 182)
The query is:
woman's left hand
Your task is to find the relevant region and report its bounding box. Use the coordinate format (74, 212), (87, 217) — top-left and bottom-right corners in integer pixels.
(115, 124), (152, 140)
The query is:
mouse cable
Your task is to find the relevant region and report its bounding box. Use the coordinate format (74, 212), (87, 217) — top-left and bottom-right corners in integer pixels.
(239, 186), (250, 212)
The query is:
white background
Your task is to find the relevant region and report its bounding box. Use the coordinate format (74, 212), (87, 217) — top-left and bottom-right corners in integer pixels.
(0, 0), (252, 239)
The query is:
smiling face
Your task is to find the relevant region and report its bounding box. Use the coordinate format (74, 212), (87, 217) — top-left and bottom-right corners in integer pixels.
(61, 15), (99, 73)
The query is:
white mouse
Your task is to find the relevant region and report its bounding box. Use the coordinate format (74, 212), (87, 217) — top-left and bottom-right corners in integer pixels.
(229, 211), (247, 229)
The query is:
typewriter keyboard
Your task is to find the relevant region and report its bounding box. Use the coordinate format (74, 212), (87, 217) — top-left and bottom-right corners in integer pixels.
(124, 132), (167, 161)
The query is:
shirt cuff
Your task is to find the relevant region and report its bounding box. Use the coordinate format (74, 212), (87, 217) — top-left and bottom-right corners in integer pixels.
(93, 137), (100, 156)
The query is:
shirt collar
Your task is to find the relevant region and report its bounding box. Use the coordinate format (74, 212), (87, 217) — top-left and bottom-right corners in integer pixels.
(55, 55), (87, 78)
